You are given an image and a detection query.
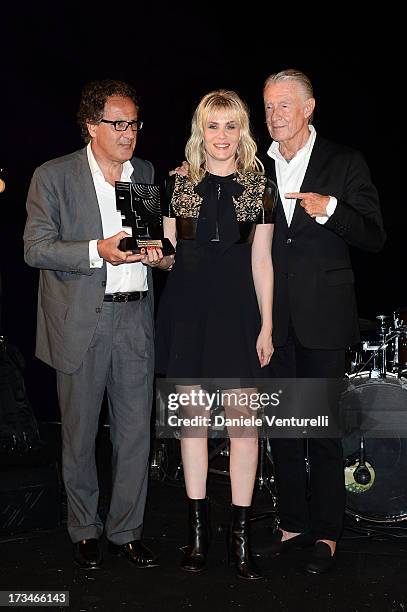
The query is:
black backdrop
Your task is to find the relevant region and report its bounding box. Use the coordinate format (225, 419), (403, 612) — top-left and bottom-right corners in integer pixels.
(1, 9), (404, 419)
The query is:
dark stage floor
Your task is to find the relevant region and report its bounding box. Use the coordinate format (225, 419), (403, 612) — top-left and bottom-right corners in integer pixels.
(1, 424), (407, 612)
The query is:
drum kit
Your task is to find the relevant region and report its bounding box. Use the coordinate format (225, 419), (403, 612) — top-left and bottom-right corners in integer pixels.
(343, 307), (407, 528)
(346, 307), (407, 380)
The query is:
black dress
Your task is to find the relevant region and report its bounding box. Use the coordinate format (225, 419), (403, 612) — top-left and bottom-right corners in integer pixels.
(155, 171), (277, 381)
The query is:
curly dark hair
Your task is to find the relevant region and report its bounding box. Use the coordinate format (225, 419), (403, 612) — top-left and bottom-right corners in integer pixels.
(77, 79), (140, 143)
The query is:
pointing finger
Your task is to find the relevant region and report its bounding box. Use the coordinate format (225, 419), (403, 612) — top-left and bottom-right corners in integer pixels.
(284, 192), (307, 199)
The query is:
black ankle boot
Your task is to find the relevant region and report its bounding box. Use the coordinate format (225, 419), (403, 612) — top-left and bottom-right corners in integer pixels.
(228, 504), (263, 580)
(181, 497), (210, 573)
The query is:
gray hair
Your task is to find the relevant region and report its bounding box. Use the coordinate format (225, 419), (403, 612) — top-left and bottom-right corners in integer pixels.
(264, 69), (313, 97)
(263, 69), (314, 122)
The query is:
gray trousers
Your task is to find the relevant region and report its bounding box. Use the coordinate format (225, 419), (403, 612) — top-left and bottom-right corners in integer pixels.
(56, 298), (154, 545)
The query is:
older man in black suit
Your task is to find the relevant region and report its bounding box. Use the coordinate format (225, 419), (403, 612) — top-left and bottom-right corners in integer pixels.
(261, 69), (385, 573)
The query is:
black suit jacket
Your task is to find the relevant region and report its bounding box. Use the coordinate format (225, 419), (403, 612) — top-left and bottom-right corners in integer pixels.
(261, 135), (386, 350)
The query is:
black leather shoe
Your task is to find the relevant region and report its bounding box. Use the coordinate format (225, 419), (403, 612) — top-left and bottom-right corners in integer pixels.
(73, 538), (103, 570)
(266, 529), (314, 557)
(306, 541), (335, 574)
(108, 540), (159, 568)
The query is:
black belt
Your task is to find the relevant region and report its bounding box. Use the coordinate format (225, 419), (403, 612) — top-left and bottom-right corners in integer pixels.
(103, 291), (148, 303)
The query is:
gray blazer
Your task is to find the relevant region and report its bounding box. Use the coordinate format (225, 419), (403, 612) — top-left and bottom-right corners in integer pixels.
(24, 146), (155, 374)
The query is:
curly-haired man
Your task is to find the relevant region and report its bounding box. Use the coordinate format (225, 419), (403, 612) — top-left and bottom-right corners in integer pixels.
(24, 79), (163, 570)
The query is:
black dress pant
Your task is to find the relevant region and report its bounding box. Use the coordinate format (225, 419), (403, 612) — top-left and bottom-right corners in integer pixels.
(269, 329), (346, 541)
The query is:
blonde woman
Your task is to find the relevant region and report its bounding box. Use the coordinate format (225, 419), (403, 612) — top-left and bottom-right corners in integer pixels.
(156, 90), (277, 580)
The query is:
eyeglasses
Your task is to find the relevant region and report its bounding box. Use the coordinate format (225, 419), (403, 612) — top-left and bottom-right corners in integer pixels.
(100, 119), (143, 132)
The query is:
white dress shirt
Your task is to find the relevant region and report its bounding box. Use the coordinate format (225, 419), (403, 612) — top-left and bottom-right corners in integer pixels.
(87, 143), (147, 293)
(267, 125), (337, 226)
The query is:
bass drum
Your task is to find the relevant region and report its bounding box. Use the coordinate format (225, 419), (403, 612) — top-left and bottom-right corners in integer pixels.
(342, 375), (407, 523)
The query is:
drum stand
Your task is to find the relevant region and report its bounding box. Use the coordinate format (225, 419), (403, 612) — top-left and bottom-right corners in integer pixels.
(352, 323), (404, 379)
(375, 315), (389, 378)
(250, 435), (279, 526)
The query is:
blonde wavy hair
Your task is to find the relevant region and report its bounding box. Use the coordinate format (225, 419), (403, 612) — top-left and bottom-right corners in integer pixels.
(185, 90), (263, 184)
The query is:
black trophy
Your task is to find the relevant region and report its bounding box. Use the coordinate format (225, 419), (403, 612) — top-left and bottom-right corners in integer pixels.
(115, 181), (175, 255)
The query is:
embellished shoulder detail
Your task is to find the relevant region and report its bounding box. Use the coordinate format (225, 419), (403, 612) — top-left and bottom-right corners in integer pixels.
(171, 174), (202, 219)
(234, 172), (268, 222)
(170, 171), (274, 223)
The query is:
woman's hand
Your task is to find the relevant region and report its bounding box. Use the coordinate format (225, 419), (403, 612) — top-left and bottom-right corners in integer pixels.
(140, 247), (175, 271)
(256, 327), (274, 368)
(140, 246), (163, 268)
